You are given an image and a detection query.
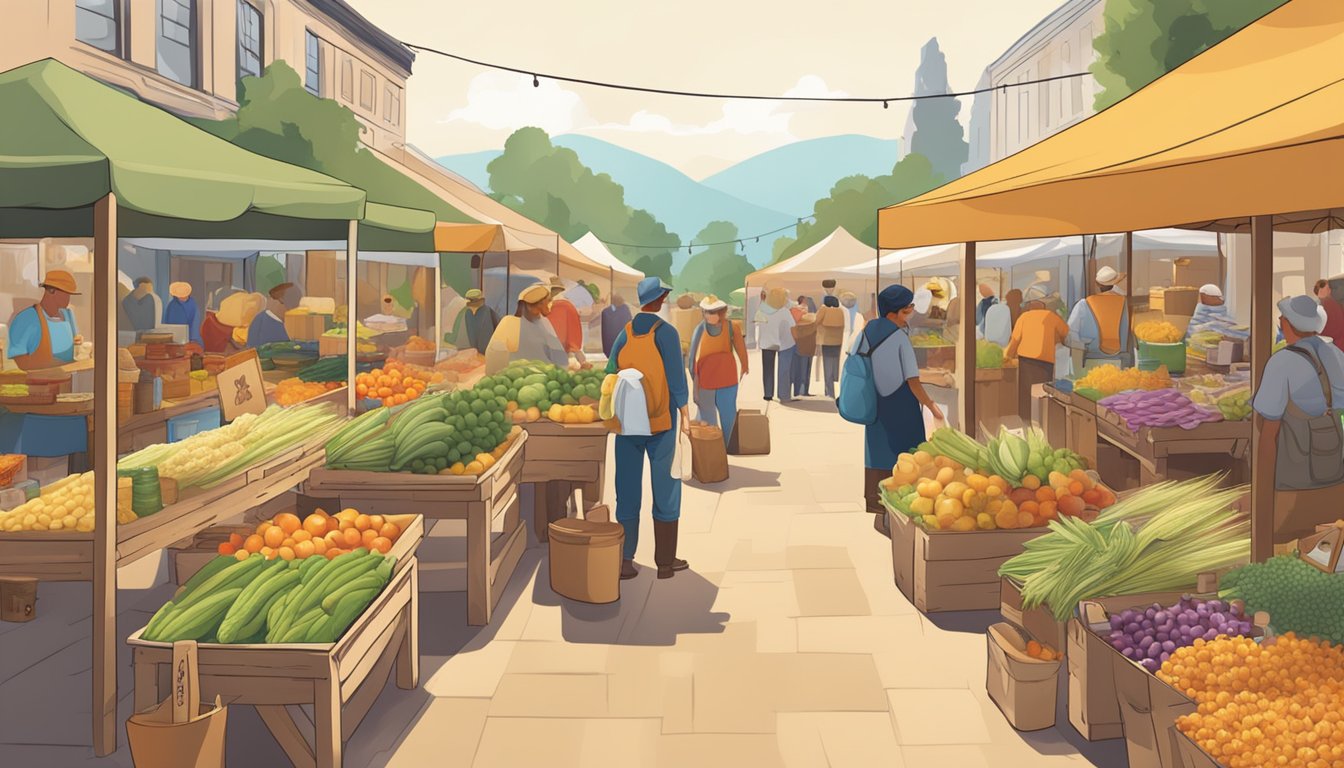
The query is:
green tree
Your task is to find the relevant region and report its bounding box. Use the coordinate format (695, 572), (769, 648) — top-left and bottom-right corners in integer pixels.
(777, 153), (943, 261)
(1092, 0), (1285, 110)
(770, 236), (797, 265)
(675, 222), (754, 299)
(908, 38), (968, 183)
(486, 128), (679, 281)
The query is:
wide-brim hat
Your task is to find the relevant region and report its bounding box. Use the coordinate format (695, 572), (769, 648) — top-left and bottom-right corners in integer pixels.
(1095, 266), (1127, 286)
(40, 269), (80, 295)
(637, 276), (672, 307)
(1279, 295), (1327, 334)
(169, 281), (191, 300)
(699, 295), (728, 312)
(520, 284), (551, 305)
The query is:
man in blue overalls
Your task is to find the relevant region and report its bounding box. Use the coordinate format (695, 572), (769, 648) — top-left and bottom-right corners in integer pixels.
(606, 276), (692, 580)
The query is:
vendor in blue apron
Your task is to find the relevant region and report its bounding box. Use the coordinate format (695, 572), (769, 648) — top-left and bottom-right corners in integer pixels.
(850, 284), (944, 532)
(3, 270), (87, 460)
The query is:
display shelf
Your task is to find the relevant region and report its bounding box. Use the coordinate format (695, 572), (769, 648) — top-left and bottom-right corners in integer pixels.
(304, 431), (527, 626)
(129, 555), (420, 768)
(519, 420), (609, 544)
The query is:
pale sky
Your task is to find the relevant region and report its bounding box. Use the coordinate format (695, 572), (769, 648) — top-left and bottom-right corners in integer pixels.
(347, 0), (1067, 179)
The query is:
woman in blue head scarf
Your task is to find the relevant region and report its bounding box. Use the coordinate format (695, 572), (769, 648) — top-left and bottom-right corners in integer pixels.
(851, 284), (945, 529)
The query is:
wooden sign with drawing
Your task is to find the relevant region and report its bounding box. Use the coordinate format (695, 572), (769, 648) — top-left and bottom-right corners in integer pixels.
(217, 350), (267, 421)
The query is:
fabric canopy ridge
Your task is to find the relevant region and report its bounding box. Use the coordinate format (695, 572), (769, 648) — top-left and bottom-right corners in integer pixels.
(572, 232), (643, 278)
(878, 0), (1344, 248)
(0, 59), (368, 224)
(748, 227), (874, 285)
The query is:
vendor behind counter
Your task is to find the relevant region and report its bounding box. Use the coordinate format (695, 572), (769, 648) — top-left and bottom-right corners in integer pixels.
(2, 269), (88, 460)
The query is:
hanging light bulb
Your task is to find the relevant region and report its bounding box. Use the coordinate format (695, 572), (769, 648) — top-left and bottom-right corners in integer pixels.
(532, 74), (540, 88)
(883, 100), (889, 109)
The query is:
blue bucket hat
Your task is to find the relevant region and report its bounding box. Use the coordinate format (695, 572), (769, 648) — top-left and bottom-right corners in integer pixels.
(637, 276), (672, 307)
(878, 284), (915, 317)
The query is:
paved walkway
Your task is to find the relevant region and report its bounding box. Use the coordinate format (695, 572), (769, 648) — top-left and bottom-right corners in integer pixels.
(0, 353), (1126, 767)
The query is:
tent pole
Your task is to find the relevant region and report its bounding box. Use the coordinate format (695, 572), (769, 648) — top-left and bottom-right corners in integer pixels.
(346, 221), (357, 416)
(959, 241), (977, 436)
(1249, 216), (1274, 563)
(506, 251), (512, 311)
(92, 192), (118, 756)
(1124, 232), (1135, 355)
(434, 260), (442, 356)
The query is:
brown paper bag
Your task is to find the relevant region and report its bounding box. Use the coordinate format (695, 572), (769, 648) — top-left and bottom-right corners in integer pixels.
(126, 641), (228, 768)
(728, 408), (771, 455)
(690, 424), (729, 483)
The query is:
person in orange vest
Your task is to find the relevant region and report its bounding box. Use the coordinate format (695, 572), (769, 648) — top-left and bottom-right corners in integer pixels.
(1005, 299), (1071, 422)
(1067, 266), (1130, 368)
(606, 277), (692, 581)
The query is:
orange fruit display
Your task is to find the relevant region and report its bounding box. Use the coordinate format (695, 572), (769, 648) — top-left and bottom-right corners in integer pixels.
(244, 507), (405, 561)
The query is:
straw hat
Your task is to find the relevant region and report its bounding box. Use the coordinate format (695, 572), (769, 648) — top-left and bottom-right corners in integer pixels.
(519, 284), (550, 305)
(169, 281), (192, 300)
(766, 287), (789, 310)
(699, 295), (727, 312)
(40, 269), (80, 295)
(464, 288), (484, 304)
(1095, 266), (1127, 286)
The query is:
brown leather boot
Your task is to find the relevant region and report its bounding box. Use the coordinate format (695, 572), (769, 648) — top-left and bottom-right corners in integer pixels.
(864, 467), (888, 515)
(653, 520), (688, 579)
(621, 559), (639, 580)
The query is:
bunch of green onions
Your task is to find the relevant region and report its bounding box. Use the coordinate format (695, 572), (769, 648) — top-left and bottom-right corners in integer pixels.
(999, 475), (1250, 620)
(193, 402), (343, 488)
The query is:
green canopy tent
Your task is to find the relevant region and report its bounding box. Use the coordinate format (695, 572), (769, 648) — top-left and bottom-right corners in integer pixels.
(0, 58), (434, 756)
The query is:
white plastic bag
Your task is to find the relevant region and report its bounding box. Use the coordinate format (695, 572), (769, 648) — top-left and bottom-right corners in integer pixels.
(676, 429), (693, 482)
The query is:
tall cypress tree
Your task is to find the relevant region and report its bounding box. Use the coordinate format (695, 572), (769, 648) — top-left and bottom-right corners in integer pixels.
(908, 38), (969, 184)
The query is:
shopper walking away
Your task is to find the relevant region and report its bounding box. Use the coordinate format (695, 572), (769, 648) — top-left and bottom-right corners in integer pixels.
(689, 295), (748, 446)
(601, 294), (633, 358)
(840, 290), (866, 356)
(791, 310), (818, 397)
(1005, 299), (1071, 423)
(1314, 280), (1344, 355)
(761, 288), (797, 403)
(849, 285), (944, 531)
(816, 296), (846, 398)
(1254, 295), (1344, 541)
(606, 276), (692, 580)
(1067, 266), (1129, 370)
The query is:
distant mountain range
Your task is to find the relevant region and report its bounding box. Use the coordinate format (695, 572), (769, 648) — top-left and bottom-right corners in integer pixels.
(435, 134), (900, 270)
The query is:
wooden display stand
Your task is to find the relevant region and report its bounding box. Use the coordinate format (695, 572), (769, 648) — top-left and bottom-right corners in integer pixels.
(973, 366), (1017, 434)
(1094, 404), (1250, 486)
(129, 556), (420, 768)
(304, 432), (527, 626)
(520, 420), (610, 544)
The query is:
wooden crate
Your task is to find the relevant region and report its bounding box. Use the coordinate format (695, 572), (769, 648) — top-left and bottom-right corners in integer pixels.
(304, 432), (527, 626)
(1175, 731), (1224, 768)
(913, 526), (1046, 612)
(129, 556), (419, 768)
(520, 420), (609, 544)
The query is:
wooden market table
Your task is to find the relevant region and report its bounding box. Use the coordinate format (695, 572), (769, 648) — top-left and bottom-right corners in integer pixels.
(918, 367), (1018, 436)
(520, 420), (610, 544)
(129, 549), (420, 768)
(303, 431), (527, 626)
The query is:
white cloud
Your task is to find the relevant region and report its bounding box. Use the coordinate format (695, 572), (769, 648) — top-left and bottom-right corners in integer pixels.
(596, 76), (848, 139)
(440, 71), (595, 135)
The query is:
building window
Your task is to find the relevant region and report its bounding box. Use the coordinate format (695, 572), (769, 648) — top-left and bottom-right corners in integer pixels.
(76, 0), (121, 55)
(358, 70), (375, 111)
(340, 56), (353, 101)
(305, 31), (323, 95)
(236, 1), (263, 82)
(157, 0), (197, 87)
(384, 84), (401, 125)
(1039, 54), (1052, 128)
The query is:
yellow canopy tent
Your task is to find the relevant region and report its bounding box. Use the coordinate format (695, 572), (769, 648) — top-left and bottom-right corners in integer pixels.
(877, 0), (1344, 248)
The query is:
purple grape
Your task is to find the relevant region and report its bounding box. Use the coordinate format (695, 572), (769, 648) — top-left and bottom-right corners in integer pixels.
(1139, 636), (1154, 650)
(1141, 619), (1154, 630)
(1162, 641), (1176, 653)
(1122, 647), (1136, 658)
(1141, 658), (1160, 672)
(1160, 651), (1171, 662)
(1155, 611), (1170, 624)
(1147, 644), (1163, 659)
(1211, 612), (1226, 626)
(1111, 615), (1125, 629)
(1125, 622), (1141, 635)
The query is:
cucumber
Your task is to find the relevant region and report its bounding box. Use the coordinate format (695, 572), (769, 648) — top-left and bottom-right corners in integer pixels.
(298, 555), (329, 583)
(319, 570), (386, 614)
(274, 606), (328, 644)
(310, 587), (380, 643)
(151, 587), (243, 642)
(174, 555), (238, 602)
(218, 566), (299, 643)
(142, 601), (178, 640)
(273, 552), (374, 635)
(170, 555), (267, 614)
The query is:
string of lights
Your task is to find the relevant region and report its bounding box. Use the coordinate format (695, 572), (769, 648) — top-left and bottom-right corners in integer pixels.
(597, 217), (817, 253)
(402, 41), (1090, 108)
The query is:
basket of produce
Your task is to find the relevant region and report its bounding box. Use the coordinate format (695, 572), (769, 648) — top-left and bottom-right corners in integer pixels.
(0, 455), (26, 488)
(0, 382), (58, 405)
(976, 340), (1005, 369)
(1072, 364), (1172, 401)
(273, 377), (344, 406)
(352, 359), (432, 409)
(392, 335), (438, 367)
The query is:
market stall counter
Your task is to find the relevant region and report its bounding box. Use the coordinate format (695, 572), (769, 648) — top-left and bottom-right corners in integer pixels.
(522, 418), (610, 544)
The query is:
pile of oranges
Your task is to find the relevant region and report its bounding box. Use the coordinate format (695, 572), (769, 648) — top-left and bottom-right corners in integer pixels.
(1161, 633), (1344, 768)
(217, 508), (402, 561)
(353, 359), (431, 407)
(1007, 470), (1116, 524)
(274, 378), (343, 406)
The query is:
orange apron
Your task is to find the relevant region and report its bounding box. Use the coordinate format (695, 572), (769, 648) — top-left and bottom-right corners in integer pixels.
(694, 321), (739, 390)
(12, 304), (59, 371)
(616, 320), (672, 433)
(1084, 293), (1126, 356)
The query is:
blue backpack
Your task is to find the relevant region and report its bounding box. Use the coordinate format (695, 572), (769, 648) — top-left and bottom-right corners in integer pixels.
(837, 323), (897, 425)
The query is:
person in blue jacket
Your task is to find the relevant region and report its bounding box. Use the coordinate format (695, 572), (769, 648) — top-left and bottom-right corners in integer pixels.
(247, 282), (301, 349)
(606, 276), (692, 580)
(163, 281), (202, 345)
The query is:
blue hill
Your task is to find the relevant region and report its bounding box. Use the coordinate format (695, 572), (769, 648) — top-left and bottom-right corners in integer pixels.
(701, 135), (901, 216)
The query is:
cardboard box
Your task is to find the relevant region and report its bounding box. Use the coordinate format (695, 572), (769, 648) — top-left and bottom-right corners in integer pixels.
(1112, 646), (1196, 768)
(1001, 576), (1067, 653)
(888, 507), (916, 603)
(1162, 288), (1199, 318)
(284, 311), (329, 341)
(914, 527), (1045, 613)
(986, 622), (1061, 731)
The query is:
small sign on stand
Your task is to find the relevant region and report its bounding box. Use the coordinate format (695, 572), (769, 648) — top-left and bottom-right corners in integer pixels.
(218, 349), (267, 422)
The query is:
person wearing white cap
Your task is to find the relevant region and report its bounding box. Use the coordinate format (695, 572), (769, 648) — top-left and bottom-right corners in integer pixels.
(1066, 265), (1129, 368)
(1252, 295), (1344, 532)
(688, 295), (748, 445)
(1189, 284), (1230, 326)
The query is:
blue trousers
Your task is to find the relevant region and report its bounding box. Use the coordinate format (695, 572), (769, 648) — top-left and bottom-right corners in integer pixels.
(614, 411), (681, 560)
(776, 346), (797, 403)
(694, 384), (738, 447)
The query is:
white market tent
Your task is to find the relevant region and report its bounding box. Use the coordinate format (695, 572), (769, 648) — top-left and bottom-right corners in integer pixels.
(746, 227), (875, 295)
(573, 232), (644, 300)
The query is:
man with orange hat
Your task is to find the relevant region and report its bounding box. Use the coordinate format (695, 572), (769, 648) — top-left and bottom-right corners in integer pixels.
(9, 270), (82, 369)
